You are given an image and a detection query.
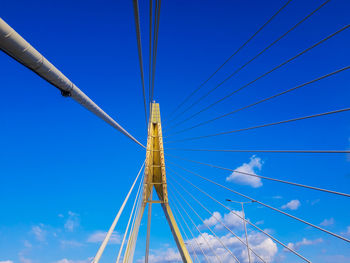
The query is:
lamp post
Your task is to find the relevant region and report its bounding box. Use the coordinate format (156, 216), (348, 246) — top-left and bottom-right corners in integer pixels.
(226, 199), (255, 263)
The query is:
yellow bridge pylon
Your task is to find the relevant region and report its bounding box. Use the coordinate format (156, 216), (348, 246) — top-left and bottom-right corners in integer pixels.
(123, 102), (192, 263)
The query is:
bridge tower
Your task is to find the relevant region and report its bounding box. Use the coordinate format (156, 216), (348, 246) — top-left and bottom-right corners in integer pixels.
(123, 102), (192, 263)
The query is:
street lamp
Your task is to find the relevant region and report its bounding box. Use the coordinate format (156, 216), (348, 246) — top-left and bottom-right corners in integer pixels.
(226, 199), (255, 263)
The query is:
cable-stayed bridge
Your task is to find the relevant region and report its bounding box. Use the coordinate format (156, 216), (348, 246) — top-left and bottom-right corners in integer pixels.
(1, 0), (350, 262)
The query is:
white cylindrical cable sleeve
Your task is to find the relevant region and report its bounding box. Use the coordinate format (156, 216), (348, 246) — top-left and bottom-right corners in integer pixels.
(0, 18), (144, 148)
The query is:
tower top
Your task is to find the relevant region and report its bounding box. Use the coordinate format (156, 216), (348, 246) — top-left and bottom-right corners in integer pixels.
(151, 102), (161, 124)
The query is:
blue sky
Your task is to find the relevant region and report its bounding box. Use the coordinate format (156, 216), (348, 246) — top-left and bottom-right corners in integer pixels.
(0, 0), (349, 262)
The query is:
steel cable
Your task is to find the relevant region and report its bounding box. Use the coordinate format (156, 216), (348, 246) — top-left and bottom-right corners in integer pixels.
(167, 26), (350, 134)
(170, 189), (223, 263)
(166, 155), (350, 198)
(116, 170), (144, 263)
(172, 196), (210, 263)
(168, 171), (267, 263)
(170, 171), (312, 262)
(150, 0), (161, 102)
(165, 148), (350, 154)
(166, 65), (350, 137)
(165, 0), (293, 123)
(165, 107), (350, 143)
(172, 204), (200, 263)
(132, 0), (148, 126)
(169, 183), (241, 263)
(149, 0), (153, 102)
(92, 161), (145, 263)
(169, 163), (350, 244)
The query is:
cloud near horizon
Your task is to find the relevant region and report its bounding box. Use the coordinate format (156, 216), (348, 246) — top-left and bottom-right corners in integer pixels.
(142, 231), (278, 263)
(53, 258), (92, 263)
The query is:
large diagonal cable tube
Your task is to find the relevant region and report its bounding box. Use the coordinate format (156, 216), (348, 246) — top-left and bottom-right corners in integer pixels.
(0, 18), (144, 148)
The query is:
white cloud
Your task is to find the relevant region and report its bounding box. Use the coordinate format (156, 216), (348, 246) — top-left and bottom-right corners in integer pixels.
(323, 254), (350, 263)
(0, 261), (14, 263)
(64, 211), (80, 232)
(281, 199), (300, 210)
(31, 224), (46, 242)
(19, 254), (32, 263)
(24, 240), (32, 248)
(201, 211), (245, 231)
(60, 240), (84, 248)
(310, 199), (320, 206)
(341, 226), (350, 237)
(272, 196), (283, 199)
(320, 218), (334, 227)
(138, 248), (182, 263)
(137, 230), (278, 263)
(130, 222), (281, 263)
(226, 156), (263, 188)
(251, 237), (277, 262)
(87, 231), (121, 244)
(221, 211), (245, 230)
(54, 258), (92, 263)
(186, 231), (277, 263)
(286, 238), (323, 251)
(255, 220), (264, 225)
(202, 211), (222, 228)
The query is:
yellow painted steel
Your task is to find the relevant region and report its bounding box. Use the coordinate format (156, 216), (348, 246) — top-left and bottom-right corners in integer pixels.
(123, 102), (192, 263)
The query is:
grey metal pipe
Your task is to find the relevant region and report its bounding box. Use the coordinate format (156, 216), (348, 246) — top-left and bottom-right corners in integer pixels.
(0, 17), (144, 148)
